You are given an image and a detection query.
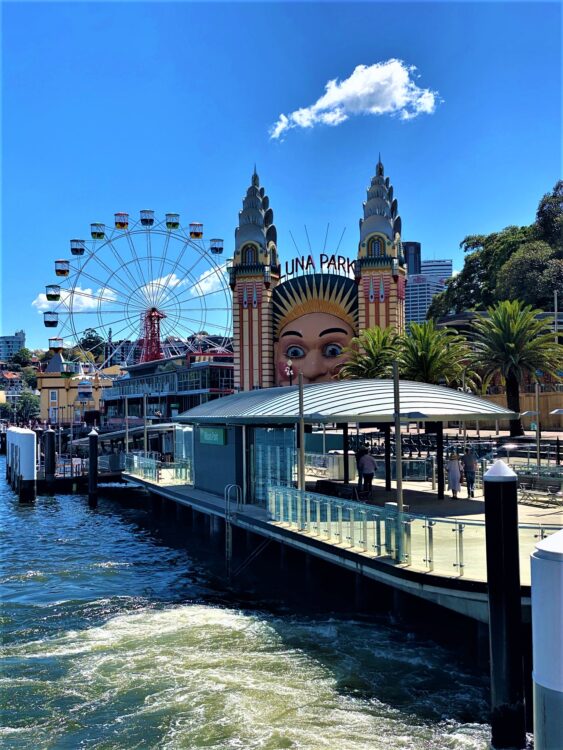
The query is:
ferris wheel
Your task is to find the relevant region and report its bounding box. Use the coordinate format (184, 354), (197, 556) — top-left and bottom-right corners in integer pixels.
(41, 210), (232, 368)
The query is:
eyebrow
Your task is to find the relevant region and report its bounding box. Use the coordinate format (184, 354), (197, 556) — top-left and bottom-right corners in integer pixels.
(280, 330), (303, 338)
(319, 328), (348, 336)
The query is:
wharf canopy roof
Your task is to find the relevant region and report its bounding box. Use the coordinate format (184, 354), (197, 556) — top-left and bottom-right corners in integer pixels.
(177, 380), (518, 425)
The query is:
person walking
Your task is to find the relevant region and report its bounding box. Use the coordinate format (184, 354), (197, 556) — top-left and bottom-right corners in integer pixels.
(358, 450), (378, 495)
(447, 450), (462, 499)
(461, 447), (478, 498)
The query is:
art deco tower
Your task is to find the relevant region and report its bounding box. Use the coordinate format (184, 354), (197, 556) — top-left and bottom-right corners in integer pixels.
(229, 169), (280, 390)
(356, 157), (406, 332)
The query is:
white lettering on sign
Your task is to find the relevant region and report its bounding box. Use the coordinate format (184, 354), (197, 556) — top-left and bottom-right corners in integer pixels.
(279, 254), (356, 281)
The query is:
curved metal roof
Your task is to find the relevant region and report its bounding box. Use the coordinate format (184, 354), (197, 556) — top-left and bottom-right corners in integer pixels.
(177, 379), (518, 425)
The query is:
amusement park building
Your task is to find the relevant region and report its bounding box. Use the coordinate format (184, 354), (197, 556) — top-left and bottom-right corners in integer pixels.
(229, 159), (407, 391)
(37, 349), (115, 425)
(101, 350), (234, 429)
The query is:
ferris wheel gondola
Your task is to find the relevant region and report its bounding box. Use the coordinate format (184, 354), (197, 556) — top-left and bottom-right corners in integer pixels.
(41, 210), (232, 369)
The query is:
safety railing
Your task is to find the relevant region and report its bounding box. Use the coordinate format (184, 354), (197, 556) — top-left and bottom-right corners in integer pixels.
(124, 453), (193, 486)
(267, 485), (561, 585)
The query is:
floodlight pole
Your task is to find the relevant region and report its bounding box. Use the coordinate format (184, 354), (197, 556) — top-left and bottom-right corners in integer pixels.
(393, 360), (403, 512)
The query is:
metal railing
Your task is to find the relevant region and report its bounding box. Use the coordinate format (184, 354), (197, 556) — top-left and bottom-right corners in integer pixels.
(124, 452), (193, 486)
(267, 485), (561, 585)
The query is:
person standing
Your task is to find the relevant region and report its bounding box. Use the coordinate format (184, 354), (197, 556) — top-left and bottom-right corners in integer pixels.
(461, 447), (478, 498)
(358, 450), (378, 494)
(447, 450), (462, 499)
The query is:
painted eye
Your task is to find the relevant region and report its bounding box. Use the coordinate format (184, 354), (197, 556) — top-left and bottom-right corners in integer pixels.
(323, 343), (343, 358)
(286, 345), (305, 358)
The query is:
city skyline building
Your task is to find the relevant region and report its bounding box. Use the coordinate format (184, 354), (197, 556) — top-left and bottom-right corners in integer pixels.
(0, 330), (26, 361)
(405, 258), (453, 325)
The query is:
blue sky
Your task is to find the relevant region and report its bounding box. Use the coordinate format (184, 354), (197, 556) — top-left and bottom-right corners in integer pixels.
(2, 1), (561, 350)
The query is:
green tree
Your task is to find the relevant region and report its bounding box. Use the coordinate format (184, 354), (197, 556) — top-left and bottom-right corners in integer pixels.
(495, 241), (556, 307)
(21, 366), (38, 390)
(535, 180), (563, 251)
(399, 321), (475, 387)
(10, 347), (33, 367)
(338, 327), (400, 380)
(79, 329), (104, 358)
(0, 402), (13, 419)
(16, 392), (40, 422)
(471, 300), (563, 436)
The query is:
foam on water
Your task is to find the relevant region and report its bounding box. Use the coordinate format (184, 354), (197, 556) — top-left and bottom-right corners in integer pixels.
(0, 466), (492, 749)
(2, 603), (491, 749)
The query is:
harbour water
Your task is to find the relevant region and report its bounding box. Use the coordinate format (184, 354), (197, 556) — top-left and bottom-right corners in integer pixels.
(1, 457), (493, 749)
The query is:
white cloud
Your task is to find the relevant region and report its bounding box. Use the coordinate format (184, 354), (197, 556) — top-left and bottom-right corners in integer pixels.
(32, 286), (116, 312)
(190, 265), (228, 297)
(139, 273), (187, 300)
(269, 59), (440, 139)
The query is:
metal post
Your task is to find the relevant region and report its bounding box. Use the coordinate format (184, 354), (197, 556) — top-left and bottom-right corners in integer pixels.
(554, 289), (558, 344)
(535, 381), (541, 472)
(322, 423), (326, 455)
(342, 423), (350, 484)
(436, 422), (445, 500)
(298, 372), (305, 491)
(125, 396), (129, 453)
(143, 394), (148, 457)
(384, 423), (392, 491)
(484, 461), (526, 749)
(44, 427), (56, 489)
(88, 428), (99, 505)
(393, 361), (403, 511)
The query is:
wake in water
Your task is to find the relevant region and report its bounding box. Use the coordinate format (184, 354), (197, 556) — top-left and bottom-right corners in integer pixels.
(0, 473), (491, 749)
(2, 603), (490, 749)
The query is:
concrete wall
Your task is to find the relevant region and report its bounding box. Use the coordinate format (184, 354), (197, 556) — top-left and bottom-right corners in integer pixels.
(192, 425), (243, 496)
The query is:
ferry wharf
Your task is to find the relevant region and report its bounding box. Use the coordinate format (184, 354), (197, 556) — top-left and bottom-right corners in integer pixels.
(123, 379), (563, 625)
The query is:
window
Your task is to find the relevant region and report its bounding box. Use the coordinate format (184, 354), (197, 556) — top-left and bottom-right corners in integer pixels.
(368, 238), (382, 258)
(243, 245), (256, 265)
(50, 390), (58, 403)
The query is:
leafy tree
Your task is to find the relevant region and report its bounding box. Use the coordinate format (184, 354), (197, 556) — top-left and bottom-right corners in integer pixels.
(471, 300), (563, 436)
(535, 180), (563, 250)
(338, 327), (400, 380)
(0, 403), (13, 419)
(398, 321), (475, 387)
(537, 259), (563, 308)
(79, 329), (104, 358)
(21, 366), (38, 390)
(495, 241), (556, 307)
(10, 347), (33, 367)
(16, 392), (40, 422)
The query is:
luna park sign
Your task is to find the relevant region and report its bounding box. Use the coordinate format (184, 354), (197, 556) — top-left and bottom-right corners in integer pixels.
(280, 253), (356, 281)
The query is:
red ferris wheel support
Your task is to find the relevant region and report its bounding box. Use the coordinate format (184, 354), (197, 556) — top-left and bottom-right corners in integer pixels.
(140, 307), (166, 363)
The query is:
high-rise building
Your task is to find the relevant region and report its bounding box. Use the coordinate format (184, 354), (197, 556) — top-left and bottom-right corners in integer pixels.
(420, 259), (453, 280)
(0, 330), (26, 361)
(403, 242), (421, 275)
(405, 260), (453, 324)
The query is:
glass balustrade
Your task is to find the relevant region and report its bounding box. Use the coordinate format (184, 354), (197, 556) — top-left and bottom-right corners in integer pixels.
(267, 485), (561, 585)
(124, 453), (193, 486)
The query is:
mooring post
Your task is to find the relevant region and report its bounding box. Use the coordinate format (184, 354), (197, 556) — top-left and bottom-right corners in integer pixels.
(531, 529), (563, 750)
(19, 429), (37, 502)
(484, 460), (526, 749)
(44, 427), (56, 491)
(88, 428), (98, 505)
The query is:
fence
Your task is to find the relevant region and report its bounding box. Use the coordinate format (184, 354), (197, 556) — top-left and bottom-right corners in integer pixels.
(124, 452), (193, 486)
(267, 485), (561, 585)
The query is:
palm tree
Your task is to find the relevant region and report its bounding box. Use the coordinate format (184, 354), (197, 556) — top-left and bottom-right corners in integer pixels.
(338, 326), (400, 380)
(471, 300), (563, 436)
(398, 321), (475, 387)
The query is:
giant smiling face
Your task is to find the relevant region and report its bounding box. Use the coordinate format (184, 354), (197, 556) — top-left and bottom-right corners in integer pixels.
(275, 312), (354, 385)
